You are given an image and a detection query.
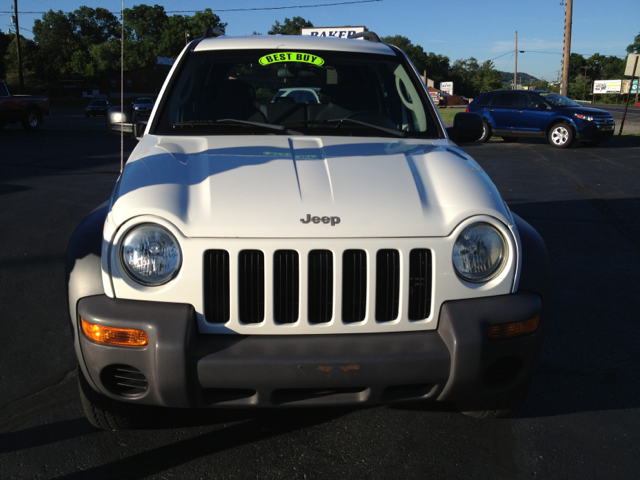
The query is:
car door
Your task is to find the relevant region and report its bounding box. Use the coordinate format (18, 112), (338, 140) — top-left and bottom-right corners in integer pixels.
(486, 92), (517, 132)
(512, 93), (551, 134)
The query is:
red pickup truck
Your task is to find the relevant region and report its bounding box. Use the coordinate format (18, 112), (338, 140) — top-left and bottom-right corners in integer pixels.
(0, 81), (50, 131)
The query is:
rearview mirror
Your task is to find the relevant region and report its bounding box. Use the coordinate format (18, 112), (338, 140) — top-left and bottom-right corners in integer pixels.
(446, 112), (483, 143)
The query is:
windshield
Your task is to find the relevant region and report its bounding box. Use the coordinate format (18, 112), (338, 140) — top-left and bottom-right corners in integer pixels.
(541, 93), (581, 107)
(153, 48), (440, 138)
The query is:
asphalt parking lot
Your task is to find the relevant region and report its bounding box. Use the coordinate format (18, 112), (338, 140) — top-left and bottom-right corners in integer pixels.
(0, 109), (639, 479)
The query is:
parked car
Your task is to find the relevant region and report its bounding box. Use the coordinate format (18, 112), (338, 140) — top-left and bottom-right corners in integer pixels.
(132, 97), (155, 116)
(68, 33), (548, 430)
(85, 99), (110, 117)
(0, 80), (49, 130)
(467, 90), (615, 147)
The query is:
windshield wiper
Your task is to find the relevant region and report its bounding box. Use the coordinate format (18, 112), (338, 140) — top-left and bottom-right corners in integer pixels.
(326, 118), (406, 137)
(282, 118), (405, 138)
(173, 119), (302, 135)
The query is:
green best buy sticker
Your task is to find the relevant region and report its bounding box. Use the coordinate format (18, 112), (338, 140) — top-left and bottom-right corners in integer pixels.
(259, 52), (324, 66)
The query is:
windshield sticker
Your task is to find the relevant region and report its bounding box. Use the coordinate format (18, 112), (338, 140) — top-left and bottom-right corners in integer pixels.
(259, 52), (324, 66)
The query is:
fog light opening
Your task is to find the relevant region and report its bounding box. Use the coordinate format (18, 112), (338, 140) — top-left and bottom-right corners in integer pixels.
(487, 316), (540, 339)
(81, 318), (148, 346)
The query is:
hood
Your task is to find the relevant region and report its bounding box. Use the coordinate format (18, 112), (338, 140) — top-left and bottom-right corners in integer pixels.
(565, 106), (613, 116)
(110, 135), (510, 238)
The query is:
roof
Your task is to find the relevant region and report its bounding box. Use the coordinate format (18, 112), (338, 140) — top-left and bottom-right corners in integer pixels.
(193, 35), (395, 56)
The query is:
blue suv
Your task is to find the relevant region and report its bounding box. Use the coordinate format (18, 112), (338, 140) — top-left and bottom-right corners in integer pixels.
(467, 90), (615, 148)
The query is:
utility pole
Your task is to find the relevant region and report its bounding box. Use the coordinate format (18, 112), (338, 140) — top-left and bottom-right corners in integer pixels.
(514, 31), (518, 90)
(12, 0), (24, 93)
(561, 0), (573, 96)
(581, 65), (590, 100)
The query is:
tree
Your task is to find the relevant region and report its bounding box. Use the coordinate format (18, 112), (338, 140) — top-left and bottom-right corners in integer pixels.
(626, 32), (640, 54)
(380, 35), (450, 82)
(470, 61), (503, 96)
(268, 17), (313, 35)
(158, 9), (227, 59)
(32, 10), (78, 78)
(568, 53), (586, 83)
(0, 31), (12, 78)
(569, 73), (591, 100)
(71, 7), (119, 48)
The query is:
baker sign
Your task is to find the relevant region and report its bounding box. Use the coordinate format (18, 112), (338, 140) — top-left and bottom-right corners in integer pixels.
(301, 26), (366, 39)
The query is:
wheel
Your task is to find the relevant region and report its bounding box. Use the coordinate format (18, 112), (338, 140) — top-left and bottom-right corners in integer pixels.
(548, 122), (573, 148)
(21, 108), (42, 131)
(502, 136), (519, 143)
(454, 376), (532, 419)
(582, 141), (601, 147)
(78, 366), (143, 430)
(477, 120), (491, 142)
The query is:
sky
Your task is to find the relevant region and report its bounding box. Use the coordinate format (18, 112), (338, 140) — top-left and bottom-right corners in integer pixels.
(2, 0), (639, 82)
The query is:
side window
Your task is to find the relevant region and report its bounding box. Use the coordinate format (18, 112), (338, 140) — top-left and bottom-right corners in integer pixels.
(0, 82), (9, 97)
(492, 92), (517, 108)
(517, 93), (539, 109)
(475, 93), (495, 107)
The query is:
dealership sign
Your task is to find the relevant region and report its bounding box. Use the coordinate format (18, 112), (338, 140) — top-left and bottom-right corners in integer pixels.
(301, 26), (366, 39)
(593, 80), (622, 94)
(440, 81), (454, 95)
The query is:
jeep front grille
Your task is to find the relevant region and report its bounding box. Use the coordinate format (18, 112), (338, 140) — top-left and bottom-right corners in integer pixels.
(204, 247), (432, 328)
(308, 250), (333, 324)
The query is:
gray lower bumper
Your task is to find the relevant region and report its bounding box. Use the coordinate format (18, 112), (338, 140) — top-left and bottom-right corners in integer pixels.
(76, 292), (543, 408)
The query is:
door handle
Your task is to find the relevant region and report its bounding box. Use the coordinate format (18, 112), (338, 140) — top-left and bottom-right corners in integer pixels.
(516, 110), (523, 113)
(488, 109), (494, 112)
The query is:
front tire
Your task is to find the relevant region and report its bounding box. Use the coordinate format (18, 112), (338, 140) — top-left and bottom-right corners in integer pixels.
(455, 376), (532, 419)
(22, 108), (42, 131)
(548, 122), (573, 148)
(477, 120), (491, 142)
(78, 366), (143, 430)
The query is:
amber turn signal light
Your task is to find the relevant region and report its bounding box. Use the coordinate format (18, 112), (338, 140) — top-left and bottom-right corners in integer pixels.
(81, 318), (148, 346)
(487, 316), (540, 339)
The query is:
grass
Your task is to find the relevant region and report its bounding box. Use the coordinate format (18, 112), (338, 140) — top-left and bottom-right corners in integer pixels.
(437, 108), (466, 122)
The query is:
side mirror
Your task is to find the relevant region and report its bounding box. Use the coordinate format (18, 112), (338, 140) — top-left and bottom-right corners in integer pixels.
(446, 112), (483, 143)
(106, 106), (146, 140)
(536, 103), (548, 110)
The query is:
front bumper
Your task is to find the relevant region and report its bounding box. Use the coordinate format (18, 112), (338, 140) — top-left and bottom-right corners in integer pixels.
(575, 120), (615, 141)
(76, 292), (543, 408)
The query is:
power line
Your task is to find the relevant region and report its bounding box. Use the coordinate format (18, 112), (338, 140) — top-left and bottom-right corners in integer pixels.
(2, 0), (383, 15)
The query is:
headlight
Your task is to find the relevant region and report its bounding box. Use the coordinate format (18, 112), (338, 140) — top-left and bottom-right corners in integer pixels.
(575, 114), (594, 121)
(452, 223), (507, 283)
(120, 224), (182, 285)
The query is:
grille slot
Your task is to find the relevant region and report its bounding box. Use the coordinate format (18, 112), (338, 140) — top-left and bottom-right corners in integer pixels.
(408, 249), (432, 320)
(204, 250), (230, 323)
(375, 249), (400, 322)
(238, 250), (265, 323)
(273, 250), (299, 324)
(100, 364), (148, 396)
(308, 250), (333, 324)
(342, 250), (367, 323)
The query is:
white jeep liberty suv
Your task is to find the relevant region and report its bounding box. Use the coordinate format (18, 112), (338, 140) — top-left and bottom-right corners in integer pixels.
(67, 31), (548, 430)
